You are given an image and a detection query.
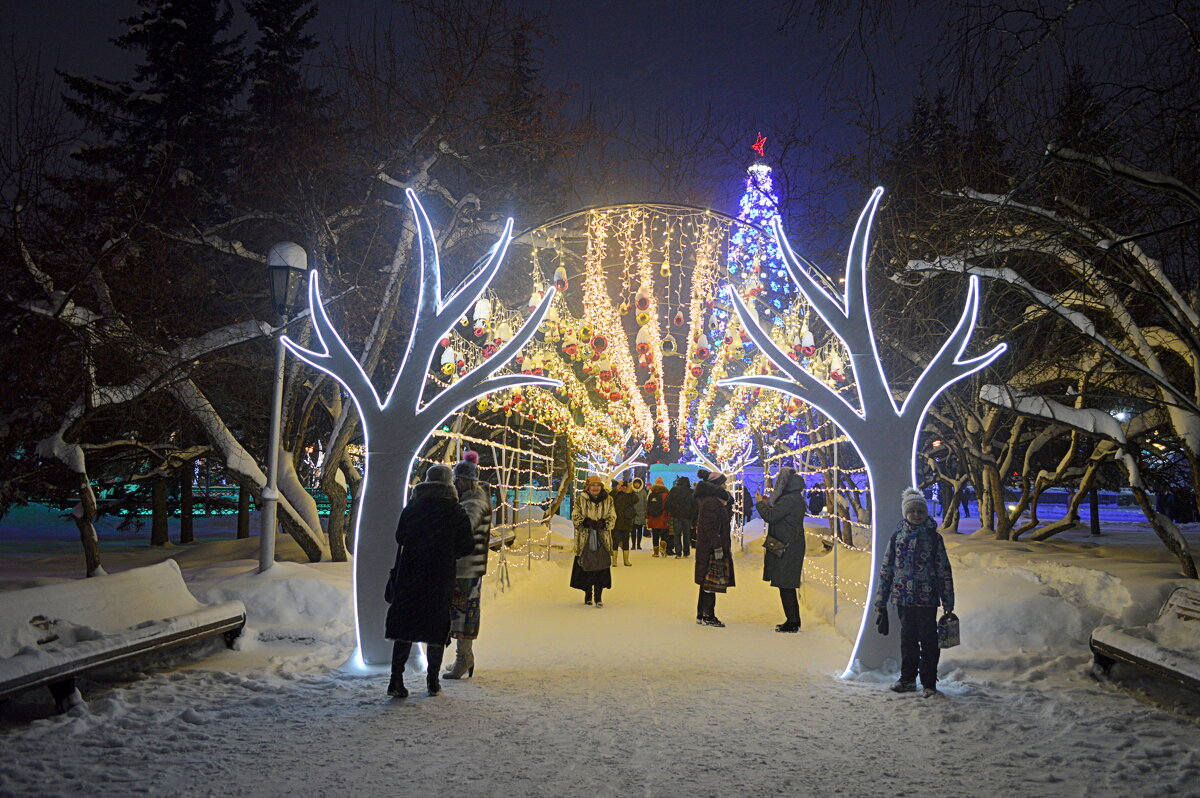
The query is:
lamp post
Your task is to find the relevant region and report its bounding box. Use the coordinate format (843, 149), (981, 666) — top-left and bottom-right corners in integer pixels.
(261, 242), (309, 573)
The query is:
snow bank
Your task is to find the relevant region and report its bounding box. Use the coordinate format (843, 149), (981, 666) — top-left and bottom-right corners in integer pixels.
(190, 560), (355, 650)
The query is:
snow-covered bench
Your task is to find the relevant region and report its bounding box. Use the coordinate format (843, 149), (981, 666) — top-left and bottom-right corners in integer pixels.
(0, 560), (246, 713)
(1090, 586), (1200, 692)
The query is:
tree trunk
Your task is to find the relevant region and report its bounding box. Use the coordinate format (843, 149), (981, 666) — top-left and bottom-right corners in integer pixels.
(1129, 486), (1198, 578)
(179, 462), (194, 544)
(1029, 465), (1102, 540)
(236, 479), (250, 539)
(151, 478), (169, 546)
(75, 476), (103, 576)
(1089, 485), (1101, 536)
(325, 470), (349, 562)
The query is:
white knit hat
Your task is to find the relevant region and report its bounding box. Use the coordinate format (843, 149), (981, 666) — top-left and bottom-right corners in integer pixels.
(901, 488), (927, 514)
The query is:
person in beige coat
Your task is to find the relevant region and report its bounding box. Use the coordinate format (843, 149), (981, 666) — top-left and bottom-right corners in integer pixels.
(570, 475), (617, 606)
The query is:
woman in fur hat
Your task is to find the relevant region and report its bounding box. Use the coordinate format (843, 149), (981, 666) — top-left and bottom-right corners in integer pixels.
(570, 475), (617, 606)
(443, 451), (491, 680)
(385, 464), (475, 698)
(874, 488), (955, 697)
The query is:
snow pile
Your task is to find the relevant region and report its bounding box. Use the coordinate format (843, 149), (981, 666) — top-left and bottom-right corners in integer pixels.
(191, 560), (355, 650)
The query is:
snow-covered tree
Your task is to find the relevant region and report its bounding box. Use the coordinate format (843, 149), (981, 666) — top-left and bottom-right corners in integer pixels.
(903, 163), (1200, 577)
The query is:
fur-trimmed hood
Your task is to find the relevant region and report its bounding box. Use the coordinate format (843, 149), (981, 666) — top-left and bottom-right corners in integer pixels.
(412, 481), (458, 502)
(694, 479), (729, 502)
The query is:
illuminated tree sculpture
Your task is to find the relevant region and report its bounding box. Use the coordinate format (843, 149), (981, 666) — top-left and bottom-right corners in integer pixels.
(284, 190), (559, 665)
(720, 188), (1006, 674)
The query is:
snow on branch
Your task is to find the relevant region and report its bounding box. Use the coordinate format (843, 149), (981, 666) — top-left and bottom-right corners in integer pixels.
(1046, 143), (1200, 211)
(979, 384), (1141, 484)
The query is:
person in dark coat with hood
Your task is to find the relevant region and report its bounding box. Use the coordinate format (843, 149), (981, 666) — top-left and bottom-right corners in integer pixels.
(385, 463), (475, 699)
(756, 467), (807, 633)
(694, 471), (735, 626)
(665, 476), (698, 557)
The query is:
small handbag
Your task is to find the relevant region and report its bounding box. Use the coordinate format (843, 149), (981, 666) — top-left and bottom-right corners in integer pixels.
(702, 557), (730, 593)
(762, 535), (788, 558)
(937, 611), (960, 649)
(578, 528), (610, 571)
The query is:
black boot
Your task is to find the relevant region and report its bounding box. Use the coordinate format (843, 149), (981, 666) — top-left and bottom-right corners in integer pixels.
(387, 675), (408, 698)
(389, 641), (412, 698)
(775, 620), (801, 633)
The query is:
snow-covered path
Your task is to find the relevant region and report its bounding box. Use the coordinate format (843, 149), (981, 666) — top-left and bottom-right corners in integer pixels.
(4, 544), (1200, 797)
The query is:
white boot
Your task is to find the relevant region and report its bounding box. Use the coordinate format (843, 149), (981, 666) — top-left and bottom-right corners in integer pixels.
(623, 549), (632, 566)
(443, 639), (475, 679)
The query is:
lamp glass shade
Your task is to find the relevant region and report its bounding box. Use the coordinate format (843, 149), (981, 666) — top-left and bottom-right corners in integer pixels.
(267, 242), (309, 315)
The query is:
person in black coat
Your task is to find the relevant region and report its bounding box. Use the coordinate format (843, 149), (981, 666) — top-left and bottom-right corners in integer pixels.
(385, 464), (474, 699)
(694, 472), (735, 626)
(756, 468), (807, 633)
(665, 476), (698, 557)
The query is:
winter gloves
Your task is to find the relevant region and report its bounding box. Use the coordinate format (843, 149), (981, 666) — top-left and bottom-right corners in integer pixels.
(875, 607), (889, 636)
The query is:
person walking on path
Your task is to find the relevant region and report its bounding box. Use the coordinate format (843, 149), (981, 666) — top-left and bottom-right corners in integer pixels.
(385, 464), (475, 699)
(630, 477), (648, 550)
(666, 476), (698, 558)
(444, 451), (491, 680)
(694, 471), (735, 627)
(874, 488), (955, 697)
(570, 475), (617, 606)
(755, 467), (807, 633)
(610, 480), (637, 566)
(646, 477), (671, 556)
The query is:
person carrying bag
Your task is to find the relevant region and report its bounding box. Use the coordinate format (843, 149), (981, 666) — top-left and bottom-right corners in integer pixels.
(569, 475), (616, 607)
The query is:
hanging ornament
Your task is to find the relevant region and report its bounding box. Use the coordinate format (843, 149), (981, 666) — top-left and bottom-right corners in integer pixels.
(477, 398), (490, 412)
(707, 313), (720, 332)
(553, 266), (568, 291)
(619, 300), (631, 316)
(635, 284), (650, 311)
(527, 285), (544, 313)
(494, 321), (513, 347)
(592, 335), (608, 354)
(695, 334), (711, 360)
(660, 262), (671, 278)
(830, 354), (846, 382)
(609, 390), (622, 401)
(801, 328), (816, 357)
(635, 325), (652, 354)
(562, 329), (578, 356)
(472, 298), (492, 337)
(482, 343), (497, 358)
(672, 309), (684, 326)
(643, 379), (658, 394)
(690, 364), (703, 377)
(636, 310), (651, 326)
(439, 335), (450, 347)
(579, 322), (593, 341)
(661, 334), (678, 356)
(439, 347), (457, 376)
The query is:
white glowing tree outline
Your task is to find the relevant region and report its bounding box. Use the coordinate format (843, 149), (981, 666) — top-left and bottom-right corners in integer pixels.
(583, 431), (647, 481)
(283, 190), (561, 665)
(687, 440), (757, 476)
(720, 187), (1006, 675)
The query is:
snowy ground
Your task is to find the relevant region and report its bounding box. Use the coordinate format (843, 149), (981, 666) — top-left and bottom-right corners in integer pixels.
(2, 507), (1200, 797)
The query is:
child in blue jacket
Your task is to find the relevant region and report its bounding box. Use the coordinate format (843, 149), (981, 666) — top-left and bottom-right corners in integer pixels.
(874, 488), (954, 696)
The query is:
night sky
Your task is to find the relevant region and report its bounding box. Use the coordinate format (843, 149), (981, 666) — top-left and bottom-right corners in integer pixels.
(7, 1), (937, 189)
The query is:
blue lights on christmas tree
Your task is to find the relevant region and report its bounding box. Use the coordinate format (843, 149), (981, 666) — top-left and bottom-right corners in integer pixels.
(727, 133), (789, 325)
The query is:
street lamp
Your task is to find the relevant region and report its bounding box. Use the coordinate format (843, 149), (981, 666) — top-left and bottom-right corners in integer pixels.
(261, 242), (309, 573)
